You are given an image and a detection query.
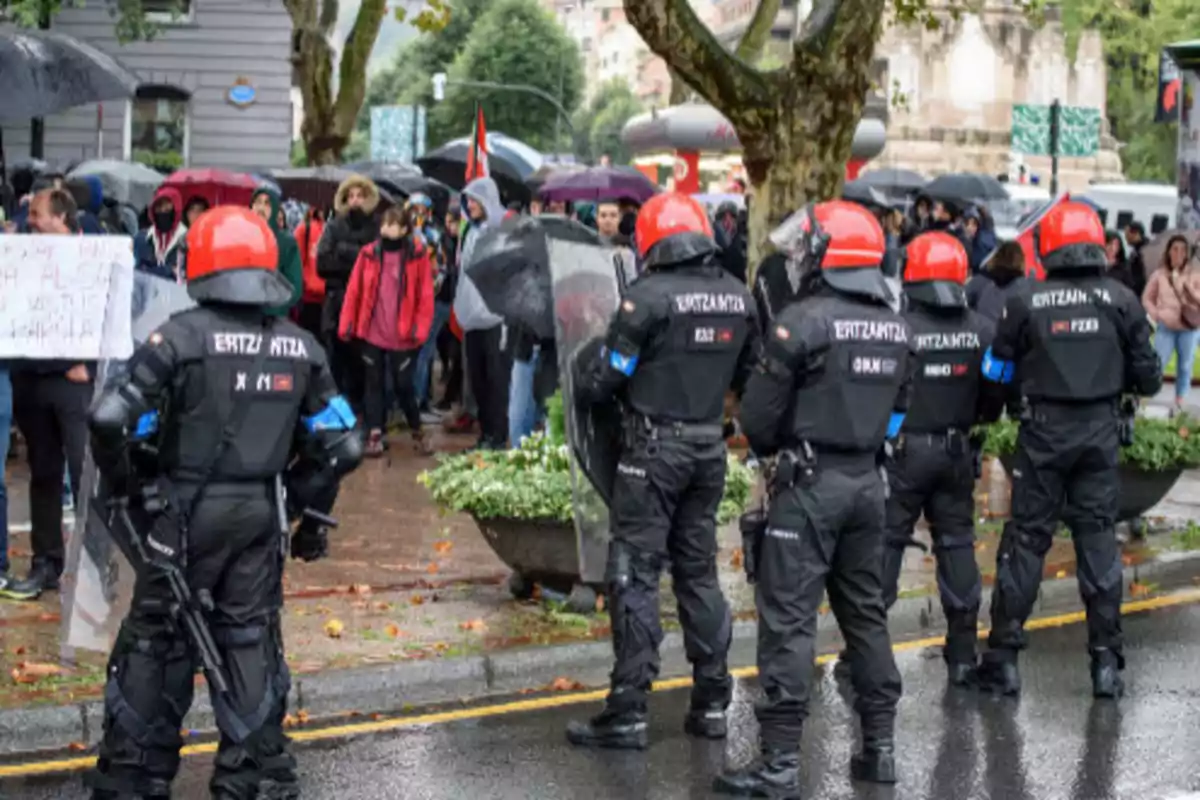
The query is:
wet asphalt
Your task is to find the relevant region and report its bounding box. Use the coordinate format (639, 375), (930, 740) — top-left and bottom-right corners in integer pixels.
(8, 601), (1200, 800)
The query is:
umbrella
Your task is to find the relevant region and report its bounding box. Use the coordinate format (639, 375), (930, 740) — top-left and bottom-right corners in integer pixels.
(161, 168), (259, 208)
(923, 173), (1009, 206)
(418, 143), (529, 205)
(1140, 229), (1200, 275)
(841, 180), (894, 211)
(68, 160), (164, 209)
(539, 165), (660, 204)
(342, 161), (422, 179)
(344, 167), (454, 218)
(435, 132), (543, 179)
(525, 163), (586, 194)
(856, 168), (927, 195)
(465, 215), (603, 339)
(271, 166), (358, 210)
(0, 27), (138, 124)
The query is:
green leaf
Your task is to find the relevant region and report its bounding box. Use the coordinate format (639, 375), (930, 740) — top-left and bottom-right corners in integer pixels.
(980, 413), (1200, 471)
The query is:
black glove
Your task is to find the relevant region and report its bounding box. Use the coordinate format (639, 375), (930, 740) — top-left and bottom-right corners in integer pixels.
(291, 518), (329, 562)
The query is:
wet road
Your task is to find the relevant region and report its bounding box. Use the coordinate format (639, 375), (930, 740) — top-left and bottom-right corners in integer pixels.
(8, 600), (1200, 799)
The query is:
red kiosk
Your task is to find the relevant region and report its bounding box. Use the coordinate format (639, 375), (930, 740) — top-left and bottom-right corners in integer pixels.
(620, 103), (888, 193)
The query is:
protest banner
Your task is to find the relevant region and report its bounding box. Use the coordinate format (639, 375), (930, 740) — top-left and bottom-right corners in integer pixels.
(0, 234), (134, 360)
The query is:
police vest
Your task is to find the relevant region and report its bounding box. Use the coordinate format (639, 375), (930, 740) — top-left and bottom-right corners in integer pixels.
(626, 270), (753, 423)
(1020, 281), (1124, 402)
(788, 297), (912, 452)
(162, 310), (317, 482)
(903, 308), (984, 433)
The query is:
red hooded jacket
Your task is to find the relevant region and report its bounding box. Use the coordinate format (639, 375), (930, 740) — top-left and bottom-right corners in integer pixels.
(338, 237), (435, 351)
(294, 216), (326, 303)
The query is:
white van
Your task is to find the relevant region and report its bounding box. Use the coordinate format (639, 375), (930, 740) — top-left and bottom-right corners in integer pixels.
(1078, 183), (1178, 234)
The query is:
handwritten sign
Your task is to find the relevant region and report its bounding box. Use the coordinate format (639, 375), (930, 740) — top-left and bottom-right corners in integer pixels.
(0, 234), (134, 360)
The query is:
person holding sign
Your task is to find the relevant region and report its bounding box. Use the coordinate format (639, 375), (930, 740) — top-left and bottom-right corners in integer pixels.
(3, 187), (93, 602)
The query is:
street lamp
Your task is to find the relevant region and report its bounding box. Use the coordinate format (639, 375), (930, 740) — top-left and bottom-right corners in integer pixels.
(430, 72), (575, 143)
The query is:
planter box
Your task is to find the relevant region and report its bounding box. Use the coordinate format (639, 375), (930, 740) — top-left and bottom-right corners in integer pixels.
(471, 515), (601, 613)
(997, 455), (1182, 522)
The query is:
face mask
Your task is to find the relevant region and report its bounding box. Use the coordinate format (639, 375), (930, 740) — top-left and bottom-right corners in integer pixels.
(380, 236), (405, 252)
(153, 210), (175, 234)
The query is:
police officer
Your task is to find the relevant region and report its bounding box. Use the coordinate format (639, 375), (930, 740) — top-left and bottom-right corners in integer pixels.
(565, 193), (759, 749)
(717, 201), (912, 797)
(85, 206), (363, 799)
(879, 232), (1004, 686)
(978, 201), (1161, 699)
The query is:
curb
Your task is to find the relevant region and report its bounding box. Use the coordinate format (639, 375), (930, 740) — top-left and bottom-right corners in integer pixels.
(3, 549), (1199, 758)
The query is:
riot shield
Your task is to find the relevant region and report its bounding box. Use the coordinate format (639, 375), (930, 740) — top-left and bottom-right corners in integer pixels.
(549, 239), (625, 586)
(61, 272), (195, 656)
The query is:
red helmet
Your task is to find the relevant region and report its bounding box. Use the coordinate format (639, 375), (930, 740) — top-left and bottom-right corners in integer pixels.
(768, 200), (891, 301)
(1035, 200), (1106, 272)
(184, 206), (291, 307)
(903, 232), (970, 308)
(635, 192), (716, 270)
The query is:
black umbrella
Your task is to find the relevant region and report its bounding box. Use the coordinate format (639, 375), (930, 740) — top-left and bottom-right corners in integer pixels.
(923, 173), (1009, 206)
(0, 27), (138, 124)
(842, 180), (894, 211)
(418, 143), (529, 205)
(368, 173), (456, 219)
(857, 168), (927, 195)
(465, 215), (602, 339)
(270, 166), (363, 210)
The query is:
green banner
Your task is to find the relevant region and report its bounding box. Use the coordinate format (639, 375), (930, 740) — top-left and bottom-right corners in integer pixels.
(1011, 104), (1101, 157)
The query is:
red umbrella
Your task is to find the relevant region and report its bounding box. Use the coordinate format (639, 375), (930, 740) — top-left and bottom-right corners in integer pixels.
(162, 168), (259, 209)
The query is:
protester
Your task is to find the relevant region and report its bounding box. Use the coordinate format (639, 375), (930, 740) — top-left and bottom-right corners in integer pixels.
(134, 187), (186, 281)
(66, 176), (106, 233)
(965, 240), (1029, 325)
(454, 177), (511, 450)
(339, 206), (435, 456)
(1143, 234), (1200, 415)
(1105, 230), (1139, 293)
(412, 199), (452, 422)
(250, 186), (303, 317)
(961, 206), (997, 273)
(0, 366), (11, 591)
(317, 174), (381, 405)
(4, 189), (91, 601)
(294, 208), (326, 337)
(434, 209), (464, 413)
(183, 195), (210, 227)
(1125, 221), (1149, 298)
(713, 201), (747, 282)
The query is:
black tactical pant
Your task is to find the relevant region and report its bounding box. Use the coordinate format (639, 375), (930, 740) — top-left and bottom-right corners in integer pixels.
(989, 401), (1122, 658)
(605, 435), (732, 714)
(756, 455), (901, 750)
(88, 482), (295, 800)
(882, 434), (981, 665)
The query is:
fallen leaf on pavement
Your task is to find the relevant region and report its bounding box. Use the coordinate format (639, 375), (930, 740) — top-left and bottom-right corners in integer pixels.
(384, 623), (404, 638)
(17, 662), (64, 678)
(370, 712), (384, 721)
(433, 540), (454, 555)
(1130, 582), (1152, 598)
(283, 714), (298, 728)
(548, 677), (585, 692)
(293, 609), (309, 616)
(12, 646), (25, 655)
(297, 709), (311, 724)
(1055, 570), (1067, 579)
(37, 613), (57, 623)
(459, 619), (487, 633)
(68, 742), (87, 752)
(1121, 554), (1135, 567)
(729, 548), (744, 569)
(432, 642), (449, 652)
(410, 595), (426, 606)
(323, 619), (345, 639)
(426, 562), (440, 574)
(316, 605), (333, 615)
(375, 602), (394, 611)
(350, 584), (372, 597)
(595, 594), (605, 613)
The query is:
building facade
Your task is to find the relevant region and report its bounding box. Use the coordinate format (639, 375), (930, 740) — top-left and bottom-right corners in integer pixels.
(2, 0), (294, 171)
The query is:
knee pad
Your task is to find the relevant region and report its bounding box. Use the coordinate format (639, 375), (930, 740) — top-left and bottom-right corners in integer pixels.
(211, 624), (289, 746)
(605, 540), (661, 593)
(670, 554), (717, 584)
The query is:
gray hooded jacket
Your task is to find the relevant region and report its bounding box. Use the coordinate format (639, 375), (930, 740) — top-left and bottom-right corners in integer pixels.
(454, 177), (506, 331)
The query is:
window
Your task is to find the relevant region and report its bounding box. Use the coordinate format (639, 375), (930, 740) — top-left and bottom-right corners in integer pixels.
(129, 85), (190, 171)
(143, 0), (193, 22)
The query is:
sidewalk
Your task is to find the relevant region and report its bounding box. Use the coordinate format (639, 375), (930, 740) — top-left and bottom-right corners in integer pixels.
(2, 408), (1200, 753)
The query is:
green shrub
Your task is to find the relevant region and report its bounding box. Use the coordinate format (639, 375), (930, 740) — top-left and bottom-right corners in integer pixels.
(980, 414), (1200, 471)
(418, 430), (755, 524)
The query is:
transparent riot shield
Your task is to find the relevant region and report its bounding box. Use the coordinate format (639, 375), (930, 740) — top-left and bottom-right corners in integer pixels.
(61, 271), (195, 656)
(549, 238), (625, 586)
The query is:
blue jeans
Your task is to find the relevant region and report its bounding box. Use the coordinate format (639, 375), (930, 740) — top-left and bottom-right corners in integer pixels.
(508, 347), (542, 446)
(415, 302), (451, 406)
(1155, 325), (1198, 400)
(0, 370), (11, 574)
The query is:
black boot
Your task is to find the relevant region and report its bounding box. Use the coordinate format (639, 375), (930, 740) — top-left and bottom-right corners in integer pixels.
(712, 748), (802, 798)
(946, 660), (978, 688)
(684, 704), (727, 739)
(850, 738), (897, 784)
(0, 561), (60, 601)
(832, 650), (852, 682)
(1090, 648), (1124, 699)
(565, 706), (649, 750)
(977, 649), (1021, 696)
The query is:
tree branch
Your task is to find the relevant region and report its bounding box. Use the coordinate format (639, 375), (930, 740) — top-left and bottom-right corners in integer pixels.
(734, 0), (782, 63)
(333, 0), (387, 125)
(794, 0), (842, 55)
(623, 0), (771, 126)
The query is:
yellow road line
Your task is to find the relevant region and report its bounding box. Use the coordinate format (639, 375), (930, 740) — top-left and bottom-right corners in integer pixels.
(3, 588), (1197, 780)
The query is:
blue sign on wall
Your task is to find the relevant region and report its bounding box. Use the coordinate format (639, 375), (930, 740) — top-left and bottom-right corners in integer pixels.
(370, 105), (427, 163)
(227, 78), (257, 109)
